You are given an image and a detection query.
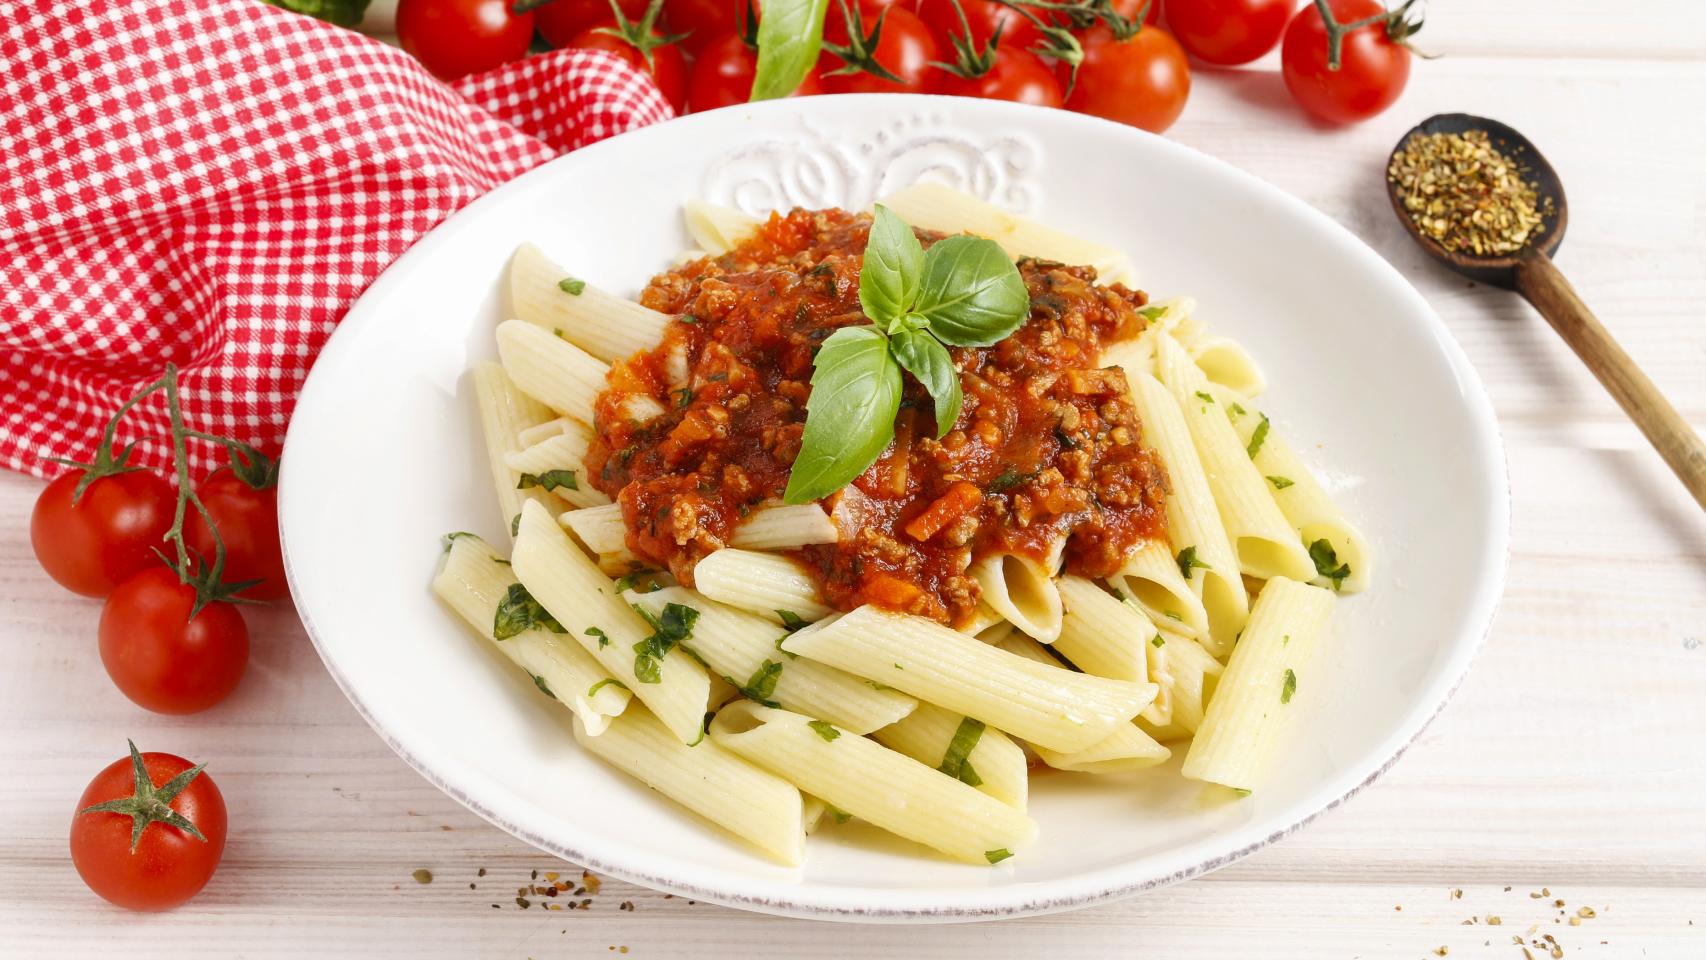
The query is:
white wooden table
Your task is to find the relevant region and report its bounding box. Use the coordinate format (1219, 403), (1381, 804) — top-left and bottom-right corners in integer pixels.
(3, 2), (1704, 955)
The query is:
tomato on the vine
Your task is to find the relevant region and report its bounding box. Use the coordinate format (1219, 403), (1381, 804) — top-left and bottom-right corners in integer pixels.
(913, 0), (1040, 59)
(396, 0), (536, 81)
(663, 0), (749, 52)
(99, 567), (249, 715)
(566, 0), (691, 111)
(1064, 25), (1190, 133)
(70, 742), (226, 911)
(536, 0), (651, 47)
(1280, 0), (1416, 124)
(687, 31), (822, 111)
(31, 468), (174, 598)
(822, 2), (940, 95)
(184, 467), (285, 601)
(938, 45), (1062, 107)
(1166, 0), (1290, 65)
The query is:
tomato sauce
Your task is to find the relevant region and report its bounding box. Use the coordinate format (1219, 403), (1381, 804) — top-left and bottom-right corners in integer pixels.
(585, 208), (1169, 626)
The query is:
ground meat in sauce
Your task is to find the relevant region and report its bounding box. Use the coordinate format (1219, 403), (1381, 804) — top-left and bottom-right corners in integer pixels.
(583, 208), (1170, 627)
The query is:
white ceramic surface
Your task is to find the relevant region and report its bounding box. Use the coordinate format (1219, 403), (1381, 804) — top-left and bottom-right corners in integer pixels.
(280, 95), (1508, 922)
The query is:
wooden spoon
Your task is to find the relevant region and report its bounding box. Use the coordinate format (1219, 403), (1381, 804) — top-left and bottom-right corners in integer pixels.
(1386, 112), (1706, 511)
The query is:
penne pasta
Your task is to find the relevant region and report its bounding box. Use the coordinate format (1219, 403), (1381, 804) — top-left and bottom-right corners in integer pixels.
(627, 586), (916, 734)
(1150, 628), (1223, 734)
(1120, 364), (1249, 657)
(1053, 575), (1150, 683)
(496, 318), (610, 425)
(994, 632), (1170, 773)
(693, 549), (835, 623)
(683, 201), (761, 254)
(971, 552), (1063, 643)
(1183, 577), (1335, 791)
(433, 533), (631, 735)
(511, 500), (710, 744)
(504, 418), (609, 509)
(1156, 333), (1316, 585)
(1212, 385), (1372, 595)
(471, 362), (561, 542)
(1189, 335), (1267, 397)
(710, 701), (1038, 864)
(724, 502), (840, 550)
(1103, 540), (1208, 641)
(782, 605), (1154, 753)
(872, 702), (1029, 810)
(508, 242), (670, 362)
(574, 705), (804, 865)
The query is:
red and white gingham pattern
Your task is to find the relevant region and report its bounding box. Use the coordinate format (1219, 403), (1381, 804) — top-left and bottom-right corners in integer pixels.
(0, 0), (672, 479)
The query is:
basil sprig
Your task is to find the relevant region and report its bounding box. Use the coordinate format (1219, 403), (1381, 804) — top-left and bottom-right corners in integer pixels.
(782, 206), (1029, 504)
(750, 0), (831, 100)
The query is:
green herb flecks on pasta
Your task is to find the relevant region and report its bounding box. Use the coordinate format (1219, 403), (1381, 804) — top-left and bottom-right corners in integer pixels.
(1176, 546), (1211, 581)
(806, 720), (841, 742)
(733, 660), (785, 707)
(1308, 538), (1351, 591)
(1281, 669), (1297, 704)
(1246, 414), (1271, 458)
(493, 582), (566, 640)
(517, 469), (579, 492)
(587, 678), (629, 698)
(631, 601), (700, 684)
(1266, 475), (1295, 489)
(985, 848), (1014, 864)
(936, 717), (986, 786)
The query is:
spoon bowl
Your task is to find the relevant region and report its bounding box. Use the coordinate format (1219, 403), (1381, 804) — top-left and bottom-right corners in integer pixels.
(1385, 113), (1569, 290)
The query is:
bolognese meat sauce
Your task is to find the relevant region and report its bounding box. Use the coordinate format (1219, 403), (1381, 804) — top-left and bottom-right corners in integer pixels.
(584, 208), (1169, 627)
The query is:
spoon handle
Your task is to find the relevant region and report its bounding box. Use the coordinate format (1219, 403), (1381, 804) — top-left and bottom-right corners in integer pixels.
(1515, 253), (1706, 512)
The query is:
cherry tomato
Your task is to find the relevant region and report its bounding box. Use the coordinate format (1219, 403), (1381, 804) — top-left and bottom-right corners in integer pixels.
(1166, 0), (1289, 65)
(913, 0), (1040, 58)
(538, 0), (650, 47)
(663, 0), (748, 53)
(183, 468), (285, 601)
(1065, 26), (1190, 133)
(70, 744), (226, 911)
(1281, 0), (1410, 124)
(822, 4), (940, 95)
(31, 469), (174, 598)
(567, 24), (690, 111)
(1121, 0), (1163, 26)
(939, 47), (1062, 107)
(396, 0), (535, 81)
(99, 567), (249, 715)
(686, 31), (823, 111)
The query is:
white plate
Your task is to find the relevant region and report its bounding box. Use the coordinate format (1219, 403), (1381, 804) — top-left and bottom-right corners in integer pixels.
(281, 95), (1508, 922)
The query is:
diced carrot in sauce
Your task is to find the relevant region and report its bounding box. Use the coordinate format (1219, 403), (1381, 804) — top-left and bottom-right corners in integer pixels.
(904, 482), (983, 542)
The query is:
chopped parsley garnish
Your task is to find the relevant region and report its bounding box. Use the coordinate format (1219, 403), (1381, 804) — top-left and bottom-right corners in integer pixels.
(587, 678), (628, 698)
(984, 848), (1013, 864)
(678, 314), (698, 324)
(493, 583), (566, 640)
(1266, 475), (1295, 489)
(630, 602), (700, 683)
(558, 277), (586, 295)
(614, 570), (665, 594)
(826, 805), (852, 825)
(1246, 414), (1271, 458)
(987, 467), (1036, 494)
(1308, 538), (1351, 591)
(806, 720), (840, 742)
(1228, 402), (1247, 420)
(510, 513), (521, 537)
(776, 610), (809, 632)
(736, 660), (785, 707)
(773, 634), (797, 658)
(1151, 635), (1165, 648)
(1195, 390), (1215, 404)
(1137, 305), (1167, 321)
(1280, 669), (1297, 704)
(673, 387), (694, 409)
(1232, 787), (1252, 797)
(441, 531), (480, 552)
(1176, 546), (1211, 581)
(586, 626), (610, 648)
(1282, 634), (1291, 645)
(552, 327), (565, 339)
(936, 717), (985, 785)
(1163, 610), (1182, 621)
(517, 469), (579, 492)
(531, 674), (555, 699)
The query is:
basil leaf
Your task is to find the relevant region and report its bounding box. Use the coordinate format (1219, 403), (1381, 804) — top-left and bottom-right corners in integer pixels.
(806, 720), (841, 741)
(1308, 538), (1350, 591)
(936, 717), (985, 784)
(1246, 414), (1271, 458)
(1281, 668), (1297, 704)
(783, 326), (902, 504)
(631, 601), (700, 683)
(913, 236), (1030, 347)
(860, 205), (924, 327)
(890, 327), (962, 439)
(750, 0), (830, 101)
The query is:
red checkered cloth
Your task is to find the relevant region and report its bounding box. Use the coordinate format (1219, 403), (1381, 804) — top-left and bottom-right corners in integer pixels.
(0, 0), (673, 479)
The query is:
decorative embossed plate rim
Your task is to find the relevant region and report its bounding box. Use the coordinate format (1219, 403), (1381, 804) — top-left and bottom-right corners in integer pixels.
(282, 95), (1508, 923)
